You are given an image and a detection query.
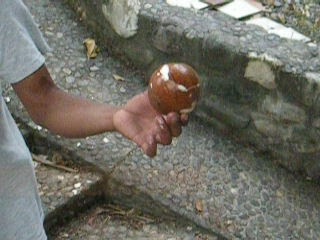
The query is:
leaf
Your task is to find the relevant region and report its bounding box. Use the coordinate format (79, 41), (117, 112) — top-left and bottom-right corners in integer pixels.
(195, 199), (203, 213)
(83, 38), (99, 59)
(113, 74), (125, 81)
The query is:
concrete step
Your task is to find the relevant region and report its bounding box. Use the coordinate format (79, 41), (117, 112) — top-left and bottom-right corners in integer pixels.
(4, 0), (320, 239)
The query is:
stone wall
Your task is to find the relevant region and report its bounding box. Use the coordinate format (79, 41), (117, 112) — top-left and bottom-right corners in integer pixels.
(64, 0), (320, 179)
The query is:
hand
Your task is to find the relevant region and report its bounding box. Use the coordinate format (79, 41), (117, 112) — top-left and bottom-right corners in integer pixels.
(113, 91), (188, 157)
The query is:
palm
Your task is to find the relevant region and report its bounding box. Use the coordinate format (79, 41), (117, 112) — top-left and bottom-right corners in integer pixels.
(113, 91), (187, 157)
(113, 91), (166, 156)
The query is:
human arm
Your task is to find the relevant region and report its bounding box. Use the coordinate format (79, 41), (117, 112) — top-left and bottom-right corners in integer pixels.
(12, 65), (187, 157)
(12, 65), (118, 138)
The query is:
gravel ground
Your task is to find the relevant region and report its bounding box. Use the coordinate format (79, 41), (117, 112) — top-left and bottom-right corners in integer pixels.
(258, 0), (320, 42)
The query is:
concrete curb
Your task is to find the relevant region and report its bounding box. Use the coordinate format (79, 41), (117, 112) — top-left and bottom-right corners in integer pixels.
(65, 0), (320, 179)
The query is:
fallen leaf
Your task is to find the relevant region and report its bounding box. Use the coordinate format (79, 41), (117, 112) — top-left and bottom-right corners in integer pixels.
(83, 38), (99, 59)
(113, 74), (125, 81)
(195, 199), (203, 212)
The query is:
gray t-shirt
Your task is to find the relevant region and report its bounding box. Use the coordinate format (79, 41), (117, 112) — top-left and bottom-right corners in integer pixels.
(0, 0), (50, 239)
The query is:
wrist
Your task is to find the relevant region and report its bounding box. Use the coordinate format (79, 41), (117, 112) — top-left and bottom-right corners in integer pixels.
(110, 105), (123, 132)
(99, 104), (121, 132)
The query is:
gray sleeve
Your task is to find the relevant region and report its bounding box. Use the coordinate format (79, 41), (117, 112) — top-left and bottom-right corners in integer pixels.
(0, 1), (50, 84)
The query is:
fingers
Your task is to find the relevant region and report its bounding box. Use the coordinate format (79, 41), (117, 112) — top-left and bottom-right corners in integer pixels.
(138, 113), (188, 158)
(141, 135), (157, 158)
(164, 112), (184, 137)
(139, 116), (172, 158)
(155, 116), (172, 145)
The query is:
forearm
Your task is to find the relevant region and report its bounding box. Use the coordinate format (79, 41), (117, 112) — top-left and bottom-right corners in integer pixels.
(13, 65), (120, 138)
(38, 87), (120, 138)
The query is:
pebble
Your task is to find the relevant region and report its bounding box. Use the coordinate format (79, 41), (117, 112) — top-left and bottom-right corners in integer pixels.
(72, 189), (79, 195)
(308, 45), (319, 57)
(90, 66), (99, 72)
(4, 97), (10, 103)
(45, 30), (54, 36)
(144, 3), (152, 9)
(274, 0), (283, 7)
(169, 170), (175, 177)
(75, 72), (81, 78)
(66, 76), (75, 83)
(79, 80), (89, 86)
(63, 68), (72, 75)
(57, 175), (65, 181)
